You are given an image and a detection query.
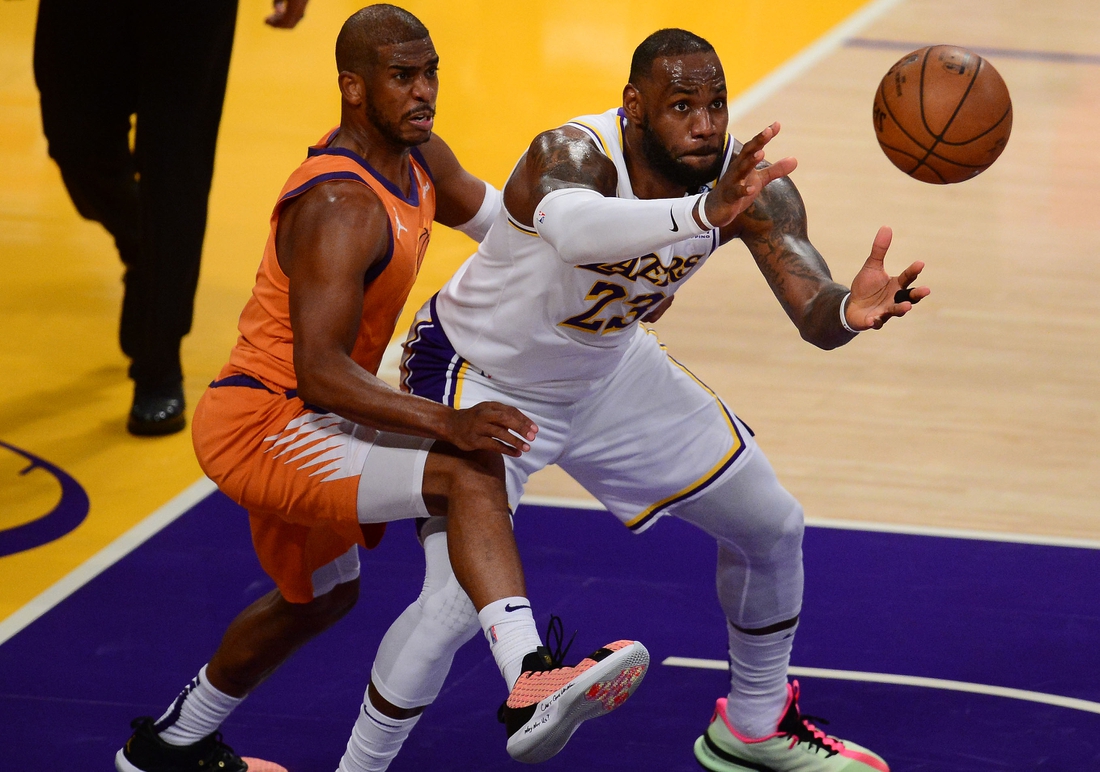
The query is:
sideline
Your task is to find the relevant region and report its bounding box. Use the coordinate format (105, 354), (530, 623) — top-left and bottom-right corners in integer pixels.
(0, 477), (217, 646)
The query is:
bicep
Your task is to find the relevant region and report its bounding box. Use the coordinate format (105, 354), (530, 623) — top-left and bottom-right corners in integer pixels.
(278, 185), (391, 363)
(420, 134), (489, 228)
(504, 127), (617, 226)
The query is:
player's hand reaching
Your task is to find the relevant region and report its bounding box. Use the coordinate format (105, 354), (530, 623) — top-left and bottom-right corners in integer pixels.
(448, 401), (539, 457)
(844, 226), (930, 331)
(266, 0), (308, 28)
(701, 122), (797, 229)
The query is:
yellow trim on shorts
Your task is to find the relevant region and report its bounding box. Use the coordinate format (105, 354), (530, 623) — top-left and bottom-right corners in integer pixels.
(623, 333), (744, 530)
(451, 360), (470, 408)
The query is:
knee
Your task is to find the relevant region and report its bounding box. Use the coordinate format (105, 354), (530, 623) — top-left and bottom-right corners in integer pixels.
(770, 498), (805, 551)
(293, 578), (359, 630)
(423, 444), (507, 517)
(419, 575), (480, 645)
(752, 498), (804, 564)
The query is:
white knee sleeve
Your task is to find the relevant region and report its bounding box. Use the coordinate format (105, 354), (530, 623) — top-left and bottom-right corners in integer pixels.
(672, 447), (804, 629)
(370, 521), (480, 709)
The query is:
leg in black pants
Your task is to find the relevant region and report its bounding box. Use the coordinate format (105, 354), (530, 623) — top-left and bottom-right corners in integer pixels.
(34, 0), (238, 435)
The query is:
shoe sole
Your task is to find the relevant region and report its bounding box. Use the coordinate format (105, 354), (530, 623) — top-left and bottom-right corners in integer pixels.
(114, 748), (142, 772)
(115, 748), (286, 772)
(693, 733), (757, 772)
(507, 640), (649, 764)
(127, 414), (187, 436)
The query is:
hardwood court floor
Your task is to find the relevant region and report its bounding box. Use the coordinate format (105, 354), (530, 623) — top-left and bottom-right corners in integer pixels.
(523, 0), (1100, 544)
(0, 0), (1097, 769)
(0, 0), (1097, 690)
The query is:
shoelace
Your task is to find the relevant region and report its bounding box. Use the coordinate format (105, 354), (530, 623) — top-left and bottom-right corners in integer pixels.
(543, 614), (577, 669)
(780, 712), (844, 756)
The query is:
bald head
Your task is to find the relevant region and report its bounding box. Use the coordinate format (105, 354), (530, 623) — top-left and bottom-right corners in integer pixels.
(336, 4), (431, 76)
(628, 28), (715, 86)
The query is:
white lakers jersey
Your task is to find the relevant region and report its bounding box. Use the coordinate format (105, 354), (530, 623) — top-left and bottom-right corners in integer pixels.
(433, 107), (735, 394)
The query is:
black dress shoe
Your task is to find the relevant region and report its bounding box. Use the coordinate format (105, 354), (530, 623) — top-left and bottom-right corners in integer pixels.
(127, 383), (186, 436)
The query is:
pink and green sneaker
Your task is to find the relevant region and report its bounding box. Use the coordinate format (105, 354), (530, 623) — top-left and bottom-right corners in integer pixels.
(693, 681), (889, 771)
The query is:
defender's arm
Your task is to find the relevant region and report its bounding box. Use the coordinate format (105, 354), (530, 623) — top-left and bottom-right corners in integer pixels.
(419, 134), (501, 241)
(277, 181), (535, 455)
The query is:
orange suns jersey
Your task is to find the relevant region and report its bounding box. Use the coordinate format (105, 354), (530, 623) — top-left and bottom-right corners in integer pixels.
(226, 128), (436, 392)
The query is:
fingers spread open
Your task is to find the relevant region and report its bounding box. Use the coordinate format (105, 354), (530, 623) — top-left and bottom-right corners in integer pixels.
(865, 226), (893, 267)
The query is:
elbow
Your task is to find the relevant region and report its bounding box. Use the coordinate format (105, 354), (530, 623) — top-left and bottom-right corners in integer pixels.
(553, 239), (599, 264)
(295, 373), (325, 407)
(292, 350), (330, 407)
(799, 327), (844, 351)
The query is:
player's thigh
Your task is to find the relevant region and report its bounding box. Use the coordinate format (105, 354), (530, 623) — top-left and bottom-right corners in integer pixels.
(559, 330), (754, 530)
(446, 369), (570, 512)
(401, 307), (567, 510)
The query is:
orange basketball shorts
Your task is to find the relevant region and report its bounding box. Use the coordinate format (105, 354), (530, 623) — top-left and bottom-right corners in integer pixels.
(192, 374), (431, 603)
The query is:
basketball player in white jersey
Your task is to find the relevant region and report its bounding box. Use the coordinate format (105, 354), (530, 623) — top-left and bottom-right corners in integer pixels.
(353, 28), (928, 772)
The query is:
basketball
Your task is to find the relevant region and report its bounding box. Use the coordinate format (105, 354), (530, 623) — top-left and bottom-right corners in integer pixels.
(872, 45), (1012, 184)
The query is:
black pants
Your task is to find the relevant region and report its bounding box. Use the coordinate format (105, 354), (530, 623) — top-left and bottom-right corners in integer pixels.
(34, 0), (238, 390)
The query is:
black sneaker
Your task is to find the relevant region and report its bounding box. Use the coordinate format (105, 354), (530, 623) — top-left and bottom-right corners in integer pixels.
(127, 383), (186, 436)
(498, 616), (649, 764)
(114, 717), (248, 772)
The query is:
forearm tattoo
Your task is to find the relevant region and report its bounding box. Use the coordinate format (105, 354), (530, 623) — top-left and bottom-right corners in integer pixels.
(734, 177), (851, 346)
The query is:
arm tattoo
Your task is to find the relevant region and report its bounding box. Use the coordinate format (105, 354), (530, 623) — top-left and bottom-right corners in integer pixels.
(529, 129), (617, 200)
(732, 177), (851, 347)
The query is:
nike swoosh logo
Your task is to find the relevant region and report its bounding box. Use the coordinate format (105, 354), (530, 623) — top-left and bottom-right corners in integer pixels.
(504, 603), (532, 613)
(669, 208), (679, 232)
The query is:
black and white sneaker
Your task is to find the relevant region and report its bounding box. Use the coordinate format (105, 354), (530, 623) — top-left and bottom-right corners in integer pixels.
(114, 717), (283, 772)
(499, 618), (649, 764)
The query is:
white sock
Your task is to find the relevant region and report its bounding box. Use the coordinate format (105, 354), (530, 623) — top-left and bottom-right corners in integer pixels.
(337, 699), (422, 772)
(477, 596), (543, 688)
(154, 664), (245, 746)
(724, 622), (797, 738)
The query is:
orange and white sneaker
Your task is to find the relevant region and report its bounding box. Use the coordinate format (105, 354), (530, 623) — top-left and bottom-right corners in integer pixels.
(693, 681), (889, 771)
(500, 639), (649, 764)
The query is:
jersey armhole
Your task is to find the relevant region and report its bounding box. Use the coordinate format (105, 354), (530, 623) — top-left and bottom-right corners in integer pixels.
(363, 217), (395, 287)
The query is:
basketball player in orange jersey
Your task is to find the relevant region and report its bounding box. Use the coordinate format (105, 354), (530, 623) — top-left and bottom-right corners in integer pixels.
(114, 7), (649, 772)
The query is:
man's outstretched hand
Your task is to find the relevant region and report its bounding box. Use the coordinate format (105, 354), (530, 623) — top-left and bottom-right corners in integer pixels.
(845, 226), (930, 331)
(266, 0), (308, 28)
(701, 122), (798, 229)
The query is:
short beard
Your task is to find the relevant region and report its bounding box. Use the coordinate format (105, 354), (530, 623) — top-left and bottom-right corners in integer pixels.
(638, 120), (723, 192)
(364, 101), (433, 148)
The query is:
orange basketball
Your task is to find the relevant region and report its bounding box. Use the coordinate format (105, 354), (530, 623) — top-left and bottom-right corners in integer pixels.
(873, 45), (1012, 184)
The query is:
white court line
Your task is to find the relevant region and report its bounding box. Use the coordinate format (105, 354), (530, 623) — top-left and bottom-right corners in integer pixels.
(726, 0), (908, 122)
(663, 657), (1100, 715)
(0, 477), (217, 646)
(519, 496), (1100, 551)
(802, 516), (1100, 551)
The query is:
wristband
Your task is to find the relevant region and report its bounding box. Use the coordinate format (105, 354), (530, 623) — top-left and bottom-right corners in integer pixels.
(454, 181), (501, 242)
(839, 292), (860, 334)
(695, 192), (716, 230)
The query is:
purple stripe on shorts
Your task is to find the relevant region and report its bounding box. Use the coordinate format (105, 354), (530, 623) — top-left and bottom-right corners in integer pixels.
(402, 295), (465, 407)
